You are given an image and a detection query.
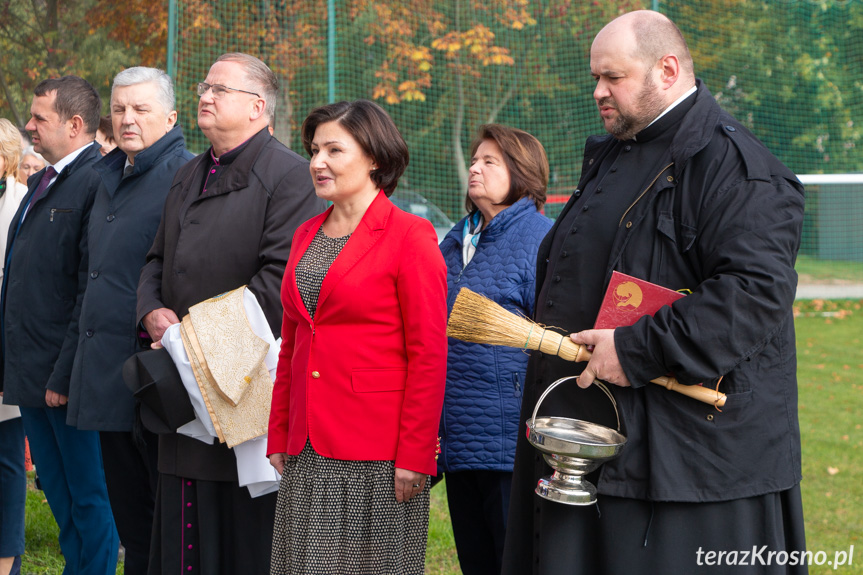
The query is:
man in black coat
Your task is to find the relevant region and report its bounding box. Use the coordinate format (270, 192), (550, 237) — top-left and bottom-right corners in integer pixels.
(502, 11), (807, 575)
(136, 52), (325, 575)
(1, 76), (119, 574)
(67, 66), (194, 575)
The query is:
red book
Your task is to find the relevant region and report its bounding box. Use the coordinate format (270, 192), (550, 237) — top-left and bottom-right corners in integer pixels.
(594, 271), (686, 329)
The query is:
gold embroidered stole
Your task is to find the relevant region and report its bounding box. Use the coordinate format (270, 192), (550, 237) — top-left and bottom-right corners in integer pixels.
(180, 287), (273, 447)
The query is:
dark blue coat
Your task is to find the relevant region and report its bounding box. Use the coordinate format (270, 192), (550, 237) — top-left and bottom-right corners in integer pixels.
(1, 142), (102, 406)
(68, 126), (193, 431)
(438, 197), (551, 472)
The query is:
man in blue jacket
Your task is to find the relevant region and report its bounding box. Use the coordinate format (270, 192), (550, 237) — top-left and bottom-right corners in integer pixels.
(1, 76), (118, 575)
(67, 67), (194, 575)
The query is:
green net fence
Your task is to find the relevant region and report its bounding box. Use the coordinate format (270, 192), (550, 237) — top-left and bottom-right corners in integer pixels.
(169, 0), (863, 270)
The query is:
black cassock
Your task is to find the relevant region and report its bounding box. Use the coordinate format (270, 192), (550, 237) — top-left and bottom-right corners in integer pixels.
(501, 98), (807, 575)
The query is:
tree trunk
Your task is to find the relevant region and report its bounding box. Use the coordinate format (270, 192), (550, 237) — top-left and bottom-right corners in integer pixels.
(263, 0), (294, 150)
(44, 0), (60, 69)
(0, 72), (23, 128)
(487, 83), (516, 124)
(451, 0), (468, 194)
(274, 75), (293, 149)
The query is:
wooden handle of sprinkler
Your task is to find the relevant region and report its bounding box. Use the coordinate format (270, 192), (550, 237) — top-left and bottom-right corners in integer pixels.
(648, 375), (727, 407)
(555, 335), (727, 408)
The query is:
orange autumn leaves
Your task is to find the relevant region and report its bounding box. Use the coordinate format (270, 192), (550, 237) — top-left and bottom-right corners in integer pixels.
(360, 0), (533, 104)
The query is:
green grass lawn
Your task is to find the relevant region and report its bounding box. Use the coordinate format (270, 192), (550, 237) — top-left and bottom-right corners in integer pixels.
(19, 300), (863, 574)
(425, 483), (461, 574)
(796, 255), (863, 284)
(794, 299), (863, 574)
(21, 477), (126, 575)
(22, 477), (66, 575)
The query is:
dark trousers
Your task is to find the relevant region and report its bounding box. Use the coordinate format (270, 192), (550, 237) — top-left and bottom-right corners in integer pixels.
(100, 430), (159, 575)
(149, 474), (276, 575)
(446, 469), (513, 575)
(19, 406), (118, 575)
(0, 417), (26, 557)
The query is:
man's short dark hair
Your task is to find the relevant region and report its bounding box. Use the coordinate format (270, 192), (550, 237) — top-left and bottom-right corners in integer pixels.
(98, 115), (114, 142)
(301, 99), (409, 196)
(34, 76), (101, 135)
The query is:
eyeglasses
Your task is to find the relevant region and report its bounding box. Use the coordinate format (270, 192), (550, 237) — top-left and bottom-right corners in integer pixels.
(196, 82), (260, 99)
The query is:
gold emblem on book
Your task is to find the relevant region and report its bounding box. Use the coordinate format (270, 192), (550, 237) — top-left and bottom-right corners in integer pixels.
(613, 281), (643, 309)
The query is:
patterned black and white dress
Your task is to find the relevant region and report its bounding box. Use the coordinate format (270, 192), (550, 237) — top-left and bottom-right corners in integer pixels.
(271, 228), (430, 575)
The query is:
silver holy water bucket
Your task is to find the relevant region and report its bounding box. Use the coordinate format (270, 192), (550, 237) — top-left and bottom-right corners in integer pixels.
(526, 376), (626, 505)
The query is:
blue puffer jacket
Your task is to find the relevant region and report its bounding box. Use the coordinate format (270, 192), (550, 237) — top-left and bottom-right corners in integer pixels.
(439, 197), (552, 472)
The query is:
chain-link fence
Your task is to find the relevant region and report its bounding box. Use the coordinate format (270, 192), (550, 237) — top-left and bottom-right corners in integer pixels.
(168, 0), (863, 268)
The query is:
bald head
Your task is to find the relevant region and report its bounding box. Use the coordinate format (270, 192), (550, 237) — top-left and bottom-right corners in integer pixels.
(597, 10), (695, 85)
(590, 10), (696, 139)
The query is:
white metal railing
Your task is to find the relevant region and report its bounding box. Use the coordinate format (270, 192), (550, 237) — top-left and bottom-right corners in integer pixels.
(798, 174), (863, 185)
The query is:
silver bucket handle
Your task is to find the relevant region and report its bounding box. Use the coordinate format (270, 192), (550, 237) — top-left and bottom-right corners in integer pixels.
(530, 375), (621, 432)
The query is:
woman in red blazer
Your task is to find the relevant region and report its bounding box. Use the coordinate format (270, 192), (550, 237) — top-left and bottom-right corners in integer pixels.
(267, 100), (447, 574)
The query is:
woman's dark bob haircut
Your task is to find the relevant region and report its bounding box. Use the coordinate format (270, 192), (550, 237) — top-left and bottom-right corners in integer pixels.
(301, 99), (409, 196)
(465, 124), (549, 213)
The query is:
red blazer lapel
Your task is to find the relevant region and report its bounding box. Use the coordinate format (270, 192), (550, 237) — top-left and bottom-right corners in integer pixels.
(286, 207), (331, 324)
(315, 191), (392, 312)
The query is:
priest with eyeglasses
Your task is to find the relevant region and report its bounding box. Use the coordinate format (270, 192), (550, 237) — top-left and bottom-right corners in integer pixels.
(136, 52), (324, 575)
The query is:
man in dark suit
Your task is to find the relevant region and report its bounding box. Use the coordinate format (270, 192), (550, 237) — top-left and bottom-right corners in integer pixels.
(136, 52), (325, 575)
(1, 76), (118, 575)
(67, 66), (194, 575)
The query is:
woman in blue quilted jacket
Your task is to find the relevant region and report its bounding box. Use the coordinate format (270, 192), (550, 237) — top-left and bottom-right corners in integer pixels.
(439, 124), (552, 575)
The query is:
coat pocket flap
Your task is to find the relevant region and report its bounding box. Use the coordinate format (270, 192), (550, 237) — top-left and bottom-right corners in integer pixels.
(351, 368), (407, 392)
(658, 212), (697, 253)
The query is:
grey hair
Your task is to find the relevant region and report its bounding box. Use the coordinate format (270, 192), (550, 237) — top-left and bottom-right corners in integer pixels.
(216, 52), (278, 121)
(112, 67), (176, 113)
(22, 146), (45, 163)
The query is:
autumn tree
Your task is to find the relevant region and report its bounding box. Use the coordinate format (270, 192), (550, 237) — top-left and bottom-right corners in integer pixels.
(8, 0), (859, 211)
(0, 0), (150, 128)
(341, 0), (643, 201)
(84, 0), (169, 69)
(257, 0), (327, 147)
(667, 0), (863, 173)
(165, 0), (327, 153)
(353, 0), (538, 192)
